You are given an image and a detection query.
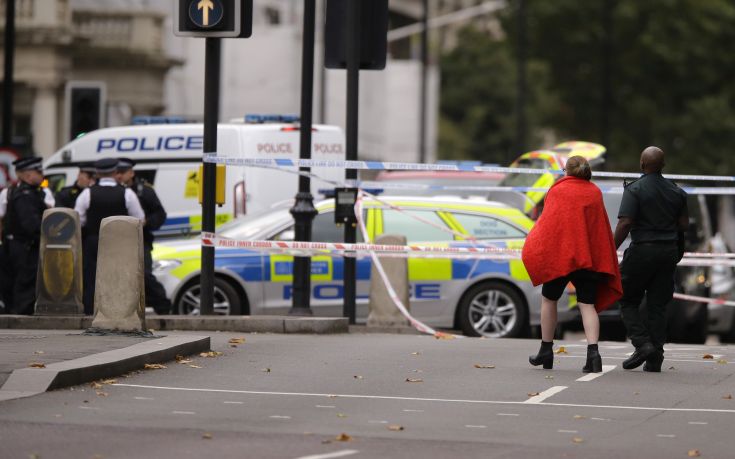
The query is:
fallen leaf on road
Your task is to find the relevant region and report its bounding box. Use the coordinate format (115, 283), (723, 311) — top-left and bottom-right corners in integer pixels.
(329, 395), (338, 398)
(353, 375), (364, 380)
(202, 433), (213, 440)
(28, 362), (46, 368)
(189, 365), (202, 369)
(411, 369), (423, 373)
(555, 347), (568, 354)
(572, 437), (584, 444)
(688, 450), (701, 457)
(90, 382), (103, 389)
(545, 375), (554, 380)
(474, 364), (496, 369)
(262, 368), (271, 373)
(434, 332), (455, 340)
(200, 351), (223, 358)
(335, 433), (352, 442)
(723, 394), (732, 400)
(100, 379), (117, 385)
(527, 392), (540, 397)
(95, 391), (108, 397)
(144, 363), (166, 370)
(337, 413), (347, 418)
(405, 378), (423, 383)
(34, 351), (44, 355)
(228, 338), (245, 345)
(29, 454), (40, 459)
(703, 354), (714, 359)
(574, 415), (586, 420)
(717, 359), (727, 364)
(411, 352), (421, 356)
(387, 425), (404, 431)
(175, 355), (193, 364)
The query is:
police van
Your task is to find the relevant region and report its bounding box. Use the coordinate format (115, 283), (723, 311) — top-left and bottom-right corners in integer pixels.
(43, 115), (346, 236)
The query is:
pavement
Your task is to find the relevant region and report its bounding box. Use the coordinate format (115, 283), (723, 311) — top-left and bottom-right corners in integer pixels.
(0, 332), (733, 459)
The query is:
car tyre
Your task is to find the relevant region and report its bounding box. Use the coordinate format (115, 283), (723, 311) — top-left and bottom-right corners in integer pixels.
(175, 277), (244, 316)
(457, 281), (528, 338)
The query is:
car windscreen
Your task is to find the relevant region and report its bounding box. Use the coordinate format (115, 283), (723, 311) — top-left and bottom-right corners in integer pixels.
(380, 178), (502, 196)
(499, 158), (551, 187)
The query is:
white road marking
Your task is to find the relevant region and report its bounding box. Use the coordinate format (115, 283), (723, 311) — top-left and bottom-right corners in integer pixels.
(403, 409), (424, 412)
(558, 429), (578, 433)
(524, 386), (568, 404)
(465, 425), (487, 429)
(295, 449), (359, 459)
(316, 405), (336, 409)
(368, 420), (388, 424)
(112, 384), (735, 414)
(270, 415), (292, 419)
(497, 413), (520, 417)
(133, 396), (154, 400)
(590, 417), (612, 421)
(78, 406), (99, 410)
(688, 421), (708, 425)
(576, 365), (616, 382)
(172, 411), (195, 415)
(656, 434), (676, 438)
(224, 401), (243, 404)
(602, 345), (627, 350)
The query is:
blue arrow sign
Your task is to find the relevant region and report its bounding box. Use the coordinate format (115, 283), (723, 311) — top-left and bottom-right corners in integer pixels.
(189, 0), (224, 28)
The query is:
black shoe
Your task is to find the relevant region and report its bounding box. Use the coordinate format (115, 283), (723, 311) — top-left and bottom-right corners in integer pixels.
(623, 342), (656, 370)
(529, 342), (554, 369)
(582, 348), (602, 373)
(643, 351), (664, 372)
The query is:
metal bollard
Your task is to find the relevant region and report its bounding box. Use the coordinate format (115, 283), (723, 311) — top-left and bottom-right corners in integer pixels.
(91, 216), (146, 332)
(367, 234), (411, 328)
(35, 208), (84, 315)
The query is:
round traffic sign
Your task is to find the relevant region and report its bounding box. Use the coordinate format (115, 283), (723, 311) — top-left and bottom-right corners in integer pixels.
(189, 0), (224, 29)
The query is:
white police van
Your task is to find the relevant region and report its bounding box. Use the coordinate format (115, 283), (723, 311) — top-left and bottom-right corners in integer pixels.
(43, 115), (346, 236)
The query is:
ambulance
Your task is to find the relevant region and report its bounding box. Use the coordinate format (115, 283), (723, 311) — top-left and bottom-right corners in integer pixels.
(42, 115), (346, 236)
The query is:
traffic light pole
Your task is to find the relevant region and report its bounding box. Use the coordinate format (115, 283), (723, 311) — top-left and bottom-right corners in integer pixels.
(289, 0), (318, 316)
(2, 0), (15, 147)
(200, 37), (221, 316)
(343, 0), (360, 325)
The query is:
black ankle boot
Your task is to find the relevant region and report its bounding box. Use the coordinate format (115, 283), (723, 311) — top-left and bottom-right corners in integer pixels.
(582, 344), (602, 373)
(529, 341), (554, 369)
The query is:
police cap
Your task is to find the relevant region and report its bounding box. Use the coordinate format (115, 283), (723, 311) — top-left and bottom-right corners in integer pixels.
(117, 157), (136, 171)
(95, 158), (119, 174)
(12, 156), (43, 172)
(79, 162), (96, 174)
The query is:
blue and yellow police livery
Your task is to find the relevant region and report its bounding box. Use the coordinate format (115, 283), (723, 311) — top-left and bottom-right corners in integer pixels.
(152, 196), (578, 338)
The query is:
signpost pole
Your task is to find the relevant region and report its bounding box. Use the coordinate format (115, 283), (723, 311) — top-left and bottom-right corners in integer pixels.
(343, 0), (360, 325)
(200, 36), (221, 316)
(289, 0), (318, 316)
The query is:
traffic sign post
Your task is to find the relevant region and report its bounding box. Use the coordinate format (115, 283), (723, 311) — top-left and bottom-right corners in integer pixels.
(174, 0), (252, 315)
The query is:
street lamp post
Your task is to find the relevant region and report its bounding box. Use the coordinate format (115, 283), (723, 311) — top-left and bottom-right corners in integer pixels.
(289, 0), (318, 316)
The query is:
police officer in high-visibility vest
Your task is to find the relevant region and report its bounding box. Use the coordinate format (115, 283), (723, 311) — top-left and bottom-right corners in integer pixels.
(74, 158), (145, 314)
(55, 163), (96, 209)
(116, 157), (172, 314)
(614, 146), (689, 372)
(0, 157), (54, 314)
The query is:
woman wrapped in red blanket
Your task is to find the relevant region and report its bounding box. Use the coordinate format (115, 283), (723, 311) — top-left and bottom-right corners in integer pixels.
(521, 156), (622, 373)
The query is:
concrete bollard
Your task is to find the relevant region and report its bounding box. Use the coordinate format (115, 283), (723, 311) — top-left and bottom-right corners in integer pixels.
(367, 234), (411, 328)
(35, 208), (84, 315)
(91, 216), (146, 332)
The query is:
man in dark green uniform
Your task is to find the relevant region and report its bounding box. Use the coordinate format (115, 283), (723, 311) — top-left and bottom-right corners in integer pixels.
(0, 157), (53, 314)
(55, 163), (96, 208)
(614, 146), (689, 372)
(116, 158), (171, 315)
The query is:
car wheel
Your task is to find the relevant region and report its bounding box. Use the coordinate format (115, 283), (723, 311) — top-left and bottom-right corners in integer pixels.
(175, 277), (243, 315)
(457, 281), (528, 338)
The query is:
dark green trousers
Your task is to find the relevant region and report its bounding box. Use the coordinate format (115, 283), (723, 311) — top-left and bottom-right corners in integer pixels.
(619, 243), (679, 352)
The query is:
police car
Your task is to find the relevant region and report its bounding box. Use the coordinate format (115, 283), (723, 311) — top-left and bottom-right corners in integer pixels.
(43, 115), (346, 236)
(152, 196), (578, 338)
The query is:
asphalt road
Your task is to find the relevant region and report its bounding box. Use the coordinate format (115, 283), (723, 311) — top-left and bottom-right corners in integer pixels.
(1, 332), (733, 459)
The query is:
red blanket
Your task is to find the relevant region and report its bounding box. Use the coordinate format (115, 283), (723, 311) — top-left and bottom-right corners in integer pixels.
(521, 176), (622, 312)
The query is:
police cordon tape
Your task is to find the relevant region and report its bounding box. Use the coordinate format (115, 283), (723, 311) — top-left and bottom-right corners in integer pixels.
(203, 154), (735, 183)
(673, 292), (735, 307)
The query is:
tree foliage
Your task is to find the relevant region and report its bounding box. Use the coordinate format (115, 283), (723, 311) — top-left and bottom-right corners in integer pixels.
(439, 0), (735, 175)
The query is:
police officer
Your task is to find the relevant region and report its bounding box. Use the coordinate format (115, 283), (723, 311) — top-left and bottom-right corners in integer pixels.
(55, 163), (96, 208)
(75, 158), (145, 314)
(116, 158), (172, 314)
(614, 146), (689, 372)
(0, 157), (54, 314)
